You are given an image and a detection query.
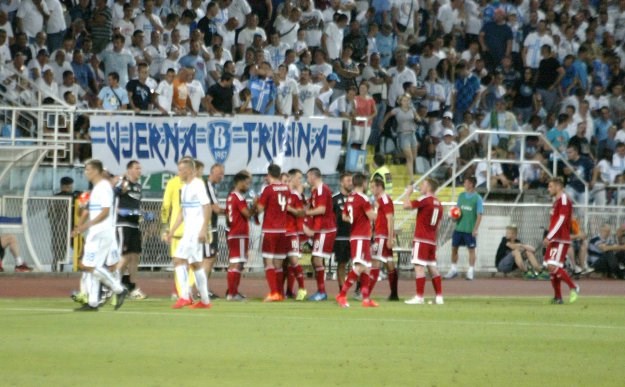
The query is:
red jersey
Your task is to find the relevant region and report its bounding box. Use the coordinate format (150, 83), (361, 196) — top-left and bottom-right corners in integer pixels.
(547, 193), (572, 243)
(310, 183), (336, 233)
(411, 195), (443, 245)
(286, 189), (305, 235)
(374, 193), (394, 238)
(258, 183), (289, 233)
(343, 192), (372, 240)
(226, 191), (249, 238)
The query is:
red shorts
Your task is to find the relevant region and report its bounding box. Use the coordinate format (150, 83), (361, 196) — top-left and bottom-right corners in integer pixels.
(261, 233), (288, 259)
(411, 241), (437, 266)
(544, 242), (569, 268)
(312, 231), (336, 259)
(287, 234), (300, 258)
(372, 237), (394, 263)
(350, 239), (372, 267)
(227, 237), (248, 263)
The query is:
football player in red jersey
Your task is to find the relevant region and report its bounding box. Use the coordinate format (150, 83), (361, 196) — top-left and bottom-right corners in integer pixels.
(369, 177), (398, 300)
(285, 168), (308, 300)
(225, 171), (253, 301)
(256, 164), (290, 302)
(305, 167), (337, 301)
(403, 178), (444, 305)
(335, 173), (378, 308)
(544, 177), (579, 304)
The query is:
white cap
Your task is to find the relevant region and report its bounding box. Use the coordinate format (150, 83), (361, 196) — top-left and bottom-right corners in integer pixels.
(443, 111), (453, 119)
(443, 129), (454, 137)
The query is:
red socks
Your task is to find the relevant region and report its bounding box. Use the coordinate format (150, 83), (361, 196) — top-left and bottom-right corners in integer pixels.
(340, 269), (359, 297)
(369, 268), (380, 294)
(416, 276), (426, 297)
(550, 273), (562, 299)
(431, 275), (442, 296)
(294, 264), (305, 288)
(227, 269), (237, 296)
(360, 273), (371, 300)
(556, 267), (576, 289)
(265, 267), (277, 294)
(315, 266), (326, 294)
(275, 268), (284, 296)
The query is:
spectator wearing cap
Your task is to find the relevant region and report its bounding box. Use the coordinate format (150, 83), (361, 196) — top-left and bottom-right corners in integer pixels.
(332, 43), (360, 100)
(99, 34), (137, 88)
(534, 44), (563, 114)
(376, 23), (396, 68)
(387, 51), (416, 108)
(452, 60), (480, 125)
(27, 49), (51, 81)
(479, 7), (512, 72)
(430, 110), (455, 140)
(316, 72), (339, 115)
(97, 71), (129, 111)
(382, 93), (420, 183)
(322, 13), (348, 61)
(433, 128), (460, 181)
(237, 15), (266, 59)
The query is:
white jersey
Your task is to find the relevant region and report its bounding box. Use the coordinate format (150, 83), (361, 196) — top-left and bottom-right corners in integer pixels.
(155, 80), (173, 113)
(181, 178), (210, 234)
(277, 77), (299, 115)
(299, 83), (321, 117)
(88, 179), (115, 237)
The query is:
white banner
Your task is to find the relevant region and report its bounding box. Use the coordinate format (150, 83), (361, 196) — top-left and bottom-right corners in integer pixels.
(89, 114), (345, 175)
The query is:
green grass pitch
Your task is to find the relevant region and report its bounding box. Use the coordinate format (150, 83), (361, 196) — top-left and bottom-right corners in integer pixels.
(1, 297), (624, 386)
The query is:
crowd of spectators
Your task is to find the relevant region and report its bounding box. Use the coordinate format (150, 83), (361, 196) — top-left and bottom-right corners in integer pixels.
(3, 0), (625, 201)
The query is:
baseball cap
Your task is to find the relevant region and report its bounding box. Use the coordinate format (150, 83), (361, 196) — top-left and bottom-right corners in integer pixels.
(326, 73), (340, 82)
(407, 55), (420, 66)
(60, 176), (74, 185)
(443, 111), (453, 119)
(443, 129), (454, 137)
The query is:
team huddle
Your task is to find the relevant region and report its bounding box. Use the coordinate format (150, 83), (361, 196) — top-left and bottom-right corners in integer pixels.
(72, 157), (579, 311)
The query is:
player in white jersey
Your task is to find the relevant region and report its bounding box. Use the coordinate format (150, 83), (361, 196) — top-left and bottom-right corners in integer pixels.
(72, 160), (128, 311)
(166, 158), (213, 309)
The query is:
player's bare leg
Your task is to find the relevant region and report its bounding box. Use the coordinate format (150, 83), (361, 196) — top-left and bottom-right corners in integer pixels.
(0, 234), (31, 272)
(466, 248), (477, 280)
(369, 259), (382, 295)
(336, 263), (376, 308)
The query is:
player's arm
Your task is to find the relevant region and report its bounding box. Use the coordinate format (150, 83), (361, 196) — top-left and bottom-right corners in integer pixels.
(366, 208), (377, 222)
(473, 197), (484, 237)
(161, 181), (173, 225)
(306, 205), (325, 216)
(167, 211), (184, 243)
(386, 212), (395, 249)
(287, 205), (304, 217)
(73, 206), (110, 235)
(199, 203), (211, 243)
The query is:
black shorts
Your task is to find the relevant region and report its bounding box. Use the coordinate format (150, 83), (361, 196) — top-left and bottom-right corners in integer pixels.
(333, 239), (351, 264)
(203, 231), (219, 258)
(117, 226), (142, 254)
(0, 243), (5, 260)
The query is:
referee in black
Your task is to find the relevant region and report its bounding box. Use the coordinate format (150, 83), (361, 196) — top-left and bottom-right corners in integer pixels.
(115, 160), (146, 299)
(203, 163), (225, 298)
(332, 172), (353, 290)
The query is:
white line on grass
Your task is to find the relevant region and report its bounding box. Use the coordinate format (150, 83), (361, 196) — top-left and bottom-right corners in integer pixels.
(1, 307), (623, 331)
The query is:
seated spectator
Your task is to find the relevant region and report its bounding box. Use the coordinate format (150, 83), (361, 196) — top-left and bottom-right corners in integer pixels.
(49, 50), (73, 85)
(0, 234), (32, 272)
(568, 217), (593, 276)
(521, 152), (549, 190)
(590, 149), (613, 206)
(587, 224), (625, 279)
(36, 68), (58, 100)
(58, 70), (88, 104)
(502, 150), (520, 187)
(97, 71), (129, 111)
(27, 48), (51, 81)
(495, 225), (544, 278)
(568, 122), (592, 158)
(476, 157), (510, 189)
(70, 49), (97, 94)
(433, 129), (460, 182)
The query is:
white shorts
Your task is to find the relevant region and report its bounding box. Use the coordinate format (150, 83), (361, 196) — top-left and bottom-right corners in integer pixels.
(83, 233), (114, 268)
(106, 239), (121, 267)
(174, 234), (203, 264)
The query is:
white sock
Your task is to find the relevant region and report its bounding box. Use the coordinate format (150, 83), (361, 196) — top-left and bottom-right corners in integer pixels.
(15, 256), (24, 266)
(112, 269), (121, 284)
(80, 272), (89, 294)
(88, 273), (100, 308)
(194, 269), (210, 304)
(450, 264), (457, 272)
(175, 265), (189, 300)
(468, 266), (474, 274)
(93, 266), (123, 294)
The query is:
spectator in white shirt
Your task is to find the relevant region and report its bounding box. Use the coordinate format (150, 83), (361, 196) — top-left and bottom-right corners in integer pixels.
(322, 13), (348, 61)
(155, 67), (175, 114)
(45, 0), (67, 52)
